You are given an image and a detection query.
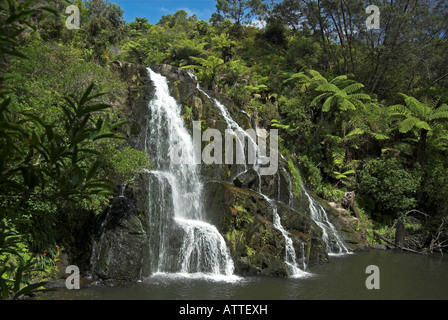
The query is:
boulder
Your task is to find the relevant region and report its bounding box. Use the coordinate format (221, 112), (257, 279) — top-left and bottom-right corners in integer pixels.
(233, 168), (260, 190)
(91, 195), (148, 281)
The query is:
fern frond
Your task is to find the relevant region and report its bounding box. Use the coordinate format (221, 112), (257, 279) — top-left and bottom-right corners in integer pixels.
(403, 95), (427, 119)
(398, 117), (419, 133)
(388, 104), (410, 117)
(330, 75), (348, 84)
(346, 128), (364, 138)
(430, 110), (448, 121)
(370, 132), (390, 140)
(349, 93), (371, 101)
(339, 98), (356, 111)
(415, 121), (432, 131)
(308, 69), (324, 79)
(322, 96), (335, 112)
(316, 83), (340, 93)
(284, 72), (309, 84)
(343, 83), (364, 94)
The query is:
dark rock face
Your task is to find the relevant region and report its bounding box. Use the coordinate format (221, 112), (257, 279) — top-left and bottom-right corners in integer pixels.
(110, 60), (152, 151)
(90, 192), (149, 280)
(233, 168), (260, 190)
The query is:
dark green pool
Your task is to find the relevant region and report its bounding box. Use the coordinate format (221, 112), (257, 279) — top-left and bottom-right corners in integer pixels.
(38, 249), (448, 300)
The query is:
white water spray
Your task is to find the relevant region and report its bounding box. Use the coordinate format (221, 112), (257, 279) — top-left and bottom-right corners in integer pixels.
(145, 68), (237, 281)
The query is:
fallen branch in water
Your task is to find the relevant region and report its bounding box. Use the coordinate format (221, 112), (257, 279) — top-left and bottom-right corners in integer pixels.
(372, 231), (424, 254)
(425, 217), (448, 255)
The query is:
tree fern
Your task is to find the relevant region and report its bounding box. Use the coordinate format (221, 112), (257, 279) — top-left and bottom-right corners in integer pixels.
(400, 94), (427, 119)
(390, 95), (448, 167)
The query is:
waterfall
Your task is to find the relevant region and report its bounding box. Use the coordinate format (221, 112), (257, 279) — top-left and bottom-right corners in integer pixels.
(145, 68), (237, 281)
(188, 72), (268, 180)
(302, 185), (351, 255)
(190, 73), (310, 277)
(281, 166), (294, 207)
(262, 195), (311, 278)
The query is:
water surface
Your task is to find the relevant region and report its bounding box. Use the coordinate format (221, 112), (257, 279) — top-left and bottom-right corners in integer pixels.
(40, 250), (448, 300)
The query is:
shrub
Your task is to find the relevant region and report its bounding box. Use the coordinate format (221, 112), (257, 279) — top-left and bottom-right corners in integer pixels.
(358, 155), (422, 222)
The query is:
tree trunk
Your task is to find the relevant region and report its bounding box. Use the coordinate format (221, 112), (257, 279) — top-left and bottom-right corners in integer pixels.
(395, 218), (405, 249)
(418, 129), (428, 169)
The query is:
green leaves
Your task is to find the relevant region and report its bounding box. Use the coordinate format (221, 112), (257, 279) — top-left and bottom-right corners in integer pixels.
(0, 257), (51, 300)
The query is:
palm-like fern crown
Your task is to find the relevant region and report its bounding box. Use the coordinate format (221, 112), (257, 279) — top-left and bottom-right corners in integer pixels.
(389, 94), (448, 134)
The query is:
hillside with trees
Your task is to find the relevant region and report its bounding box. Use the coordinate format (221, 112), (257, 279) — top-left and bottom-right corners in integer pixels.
(1, 0), (447, 299)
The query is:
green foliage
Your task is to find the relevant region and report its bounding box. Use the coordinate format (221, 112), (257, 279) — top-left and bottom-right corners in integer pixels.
(102, 145), (152, 186)
(295, 155), (323, 194)
(232, 205), (253, 228)
(77, 0), (125, 63)
(358, 155), (422, 222)
(0, 1), (152, 298)
(287, 159), (302, 197)
(0, 0), (446, 288)
(389, 95), (448, 134)
(183, 55), (225, 90)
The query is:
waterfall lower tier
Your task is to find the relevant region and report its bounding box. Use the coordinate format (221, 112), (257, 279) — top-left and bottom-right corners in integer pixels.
(302, 185), (351, 255)
(262, 195), (312, 278)
(176, 218), (235, 275)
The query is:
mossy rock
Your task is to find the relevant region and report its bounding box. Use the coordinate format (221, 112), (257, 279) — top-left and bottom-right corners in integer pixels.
(203, 181), (329, 276)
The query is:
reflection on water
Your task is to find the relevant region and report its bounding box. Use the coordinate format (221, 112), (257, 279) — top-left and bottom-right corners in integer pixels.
(39, 250), (448, 300)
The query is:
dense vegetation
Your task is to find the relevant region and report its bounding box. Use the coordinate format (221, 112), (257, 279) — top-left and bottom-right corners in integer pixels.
(1, 0), (447, 298)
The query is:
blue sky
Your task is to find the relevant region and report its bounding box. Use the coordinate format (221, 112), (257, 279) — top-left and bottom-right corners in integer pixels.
(111, 0), (217, 24)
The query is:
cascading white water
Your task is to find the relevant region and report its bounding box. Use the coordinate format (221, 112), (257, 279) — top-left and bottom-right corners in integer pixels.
(145, 68), (237, 280)
(262, 195), (311, 278)
(188, 72), (267, 179)
(189, 73), (310, 277)
(302, 185), (351, 255)
(282, 167), (294, 207)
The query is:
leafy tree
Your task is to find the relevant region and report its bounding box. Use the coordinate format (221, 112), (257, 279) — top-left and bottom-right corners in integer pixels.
(215, 0), (263, 29)
(358, 155), (422, 222)
(76, 0), (125, 63)
(0, 0), (150, 299)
